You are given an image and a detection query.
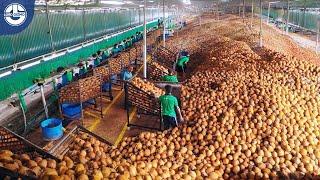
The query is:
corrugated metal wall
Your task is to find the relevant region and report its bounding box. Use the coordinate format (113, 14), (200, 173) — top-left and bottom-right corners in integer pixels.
(0, 8), (160, 68)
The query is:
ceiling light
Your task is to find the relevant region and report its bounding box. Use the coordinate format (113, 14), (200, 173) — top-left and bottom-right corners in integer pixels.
(182, 0), (191, 5)
(100, 1), (124, 5)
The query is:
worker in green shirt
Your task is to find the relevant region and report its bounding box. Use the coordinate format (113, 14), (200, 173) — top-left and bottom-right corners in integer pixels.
(161, 69), (178, 83)
(159, 85), (184, 130)
(176, 55), (189, 73)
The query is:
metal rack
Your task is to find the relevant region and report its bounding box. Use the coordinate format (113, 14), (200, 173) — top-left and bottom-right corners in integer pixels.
(124, 80), (162, 131)
(0, 126), (58, 179)
(58, 75), (103, 123)
(152, 45), (178, 70)
(47, 125), (112, 159)
(93, 66), (114, 100)
(147, 61), (174, 81)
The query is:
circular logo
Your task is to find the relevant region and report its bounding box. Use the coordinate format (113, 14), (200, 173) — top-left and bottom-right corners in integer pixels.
(4, 3), (27, 26)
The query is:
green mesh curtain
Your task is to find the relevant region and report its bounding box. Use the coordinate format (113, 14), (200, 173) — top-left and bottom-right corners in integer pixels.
(85, 10), (107, 40)
(0, 12), (52, 67)
(11, 13), (52, 63)
(50, 11), (85, 50)
(263, 8), (319, 31)
(0, 36), (15, 68)
(131, 9), (140, 26)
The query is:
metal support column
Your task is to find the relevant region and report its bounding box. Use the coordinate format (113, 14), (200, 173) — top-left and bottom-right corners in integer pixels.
(242, 0), (245, 22)
(267, 2), (271, 25)
(45, 1), (55, 52)
(152, 7), (154, 20)
(158, 4), (160, 19)
(286, 0), (290, 35)
(251, 0), (254, 28)
(39, 83), (49, 119)
(317, 21), (319, 54)
(139, 8), (141, 25)
(82, 8), (87, 41)
(143, 0), (147, 79)
(259, 0), (263, 47)
(163, 0), (166, 47)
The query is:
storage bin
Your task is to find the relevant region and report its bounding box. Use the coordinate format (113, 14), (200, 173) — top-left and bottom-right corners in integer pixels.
(40, 118), (63, 141)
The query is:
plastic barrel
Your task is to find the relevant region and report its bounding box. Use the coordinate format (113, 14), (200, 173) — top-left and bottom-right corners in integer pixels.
(40, 118), (63, 141)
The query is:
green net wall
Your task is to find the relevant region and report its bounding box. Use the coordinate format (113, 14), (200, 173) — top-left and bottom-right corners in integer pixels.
(0, 36), (15, 68)
(262, 8), (319, 31)
(50, 12), (86, 50)
(0, 20), (159, 101)
(0, 8), (159, 69)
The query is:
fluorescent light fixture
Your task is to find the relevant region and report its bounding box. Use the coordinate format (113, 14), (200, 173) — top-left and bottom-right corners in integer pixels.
(149, 1), (154, 2)
(124, 1), (133, 4)
(100, 0), (124, 5)
(182, 0), (191, 5)
(20, 61), (41, 70)
(0, 71), (12, 78)
(139, 5), (144, 7)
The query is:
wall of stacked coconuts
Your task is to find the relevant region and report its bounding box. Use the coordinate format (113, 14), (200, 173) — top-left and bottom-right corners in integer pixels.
(1, 14), (320, 179)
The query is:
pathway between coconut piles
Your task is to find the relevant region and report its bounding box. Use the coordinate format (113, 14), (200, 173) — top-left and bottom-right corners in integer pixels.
(83, 64), (161, 145)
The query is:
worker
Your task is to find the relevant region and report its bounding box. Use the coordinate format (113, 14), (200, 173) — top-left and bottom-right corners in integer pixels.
(159, 85), (183, 130)
(134, 32), (139, 42)
(119, 40), (126, 51)
(180, 49), (189, 57)
(112, 44), (120, 55)
(97, 50), (107, 62)
(121, 66), (134, 81)
(125, 37), (132, 48)
(161, 69), (178, 83)
(176, 54), (190, 73)
(131, 35), (136, 43)
(137, 32), (143, 41)
(96, 51), (104, 64)
(93, 53), (100, 67)
(78, 62), (87, 76)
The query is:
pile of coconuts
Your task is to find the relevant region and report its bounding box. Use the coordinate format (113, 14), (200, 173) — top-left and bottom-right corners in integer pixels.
(2, 16), (320, 180)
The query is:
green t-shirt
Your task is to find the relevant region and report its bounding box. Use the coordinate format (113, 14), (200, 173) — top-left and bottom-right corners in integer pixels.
(161, 75), (178, 83)
(66, 71), (73, 82)
(177, 56), (189, 67)
(159, 94), (178, 118)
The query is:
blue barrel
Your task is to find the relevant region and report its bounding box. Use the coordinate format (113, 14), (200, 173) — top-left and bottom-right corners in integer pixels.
(40, 118), (63, 141)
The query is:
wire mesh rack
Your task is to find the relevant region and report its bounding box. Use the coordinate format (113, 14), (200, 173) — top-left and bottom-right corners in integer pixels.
(58, 75), (103, 122)
(0, 126), (58, 179)
(93, 66), (113, 100)
(47, 125), (112, 159)
(152, 45), (177, 70)
(124, 80), (162, 131)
